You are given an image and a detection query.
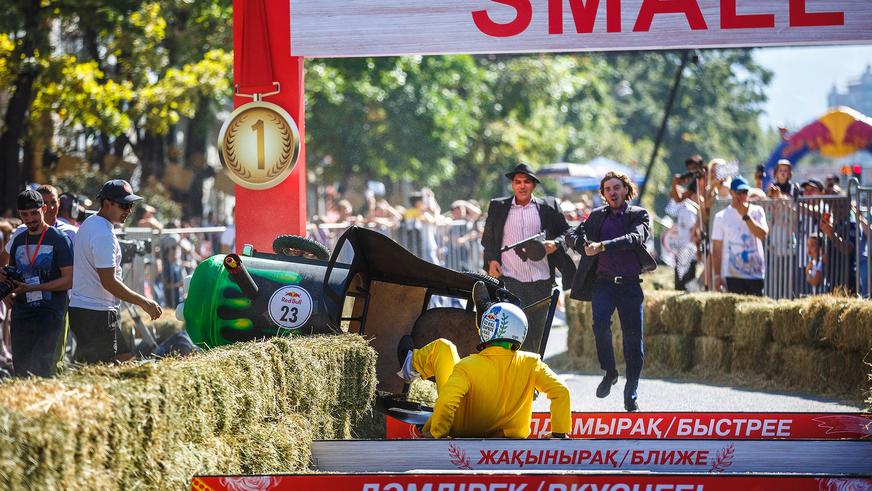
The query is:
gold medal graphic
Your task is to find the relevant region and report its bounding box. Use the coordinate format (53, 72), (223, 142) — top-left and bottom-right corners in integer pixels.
(218, 100), (300, 190)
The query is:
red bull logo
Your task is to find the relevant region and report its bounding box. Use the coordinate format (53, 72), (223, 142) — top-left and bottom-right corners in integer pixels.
(282, 290), (303, 304)
(784, 107), (872, 158)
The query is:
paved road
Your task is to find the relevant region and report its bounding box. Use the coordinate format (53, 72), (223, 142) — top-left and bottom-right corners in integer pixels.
(534, 327), (864, 412)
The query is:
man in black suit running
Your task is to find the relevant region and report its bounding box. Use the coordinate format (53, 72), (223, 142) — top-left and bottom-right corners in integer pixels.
(566, 171), (656, 411)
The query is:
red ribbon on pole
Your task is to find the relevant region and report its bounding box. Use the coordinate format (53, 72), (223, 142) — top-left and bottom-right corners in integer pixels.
(239, 0), (277, 95)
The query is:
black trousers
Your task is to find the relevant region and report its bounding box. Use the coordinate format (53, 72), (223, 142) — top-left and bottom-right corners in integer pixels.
(69, 307), (121, 363)
(725, 277), (765, 296)
(11, 310), (64, 377)
(500, 276), (554, 354)
(674, 260), (698, 291)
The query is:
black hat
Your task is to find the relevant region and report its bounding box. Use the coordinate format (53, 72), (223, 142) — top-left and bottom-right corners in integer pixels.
(17, 189), (44, 211)
(97, 179), (143, 204)
(504, 163), (540, 184)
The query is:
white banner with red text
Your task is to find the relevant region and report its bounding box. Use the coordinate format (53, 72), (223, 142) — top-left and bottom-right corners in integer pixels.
(310, 439), (872, 474)
(193, 474), (872, 491)
(289, 0), (872, 58)
(386, 412), (872, 440)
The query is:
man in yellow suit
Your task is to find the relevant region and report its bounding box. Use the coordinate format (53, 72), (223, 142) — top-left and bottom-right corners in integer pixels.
(397, 295), (571, 439)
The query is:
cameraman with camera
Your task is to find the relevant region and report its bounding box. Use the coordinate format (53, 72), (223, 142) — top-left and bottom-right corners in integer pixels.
(1, 190), (74, 377)
(69, 180), (162, 363)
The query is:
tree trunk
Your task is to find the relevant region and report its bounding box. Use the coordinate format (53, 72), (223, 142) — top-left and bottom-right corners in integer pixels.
(0, 0), (45, 212)
(183, 98), (215, 219)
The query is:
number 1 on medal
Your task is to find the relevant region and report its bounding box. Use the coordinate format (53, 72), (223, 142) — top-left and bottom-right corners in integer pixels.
(252, 120), (265, 170)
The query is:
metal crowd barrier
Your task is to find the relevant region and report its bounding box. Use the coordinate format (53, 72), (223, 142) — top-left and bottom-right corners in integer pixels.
(708, 184), (867, 299)
(310, 219), (485, 273)
(118, 221), (486, 308)
(121, 226), (228, 308)
(848, 179), (872, 298)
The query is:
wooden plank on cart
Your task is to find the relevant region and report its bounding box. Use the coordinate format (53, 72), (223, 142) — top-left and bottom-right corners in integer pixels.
(193, 474), (872, 491)
(310, 439), (872, 474)
(386, 412), (872, 440)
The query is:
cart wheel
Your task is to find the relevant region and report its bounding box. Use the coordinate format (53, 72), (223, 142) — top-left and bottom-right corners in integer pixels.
(272, 235), (331, 260)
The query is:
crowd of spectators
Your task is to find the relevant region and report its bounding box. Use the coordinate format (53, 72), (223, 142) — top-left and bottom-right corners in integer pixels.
(0, 182), (219, 378)
(665, 151), (870, 298)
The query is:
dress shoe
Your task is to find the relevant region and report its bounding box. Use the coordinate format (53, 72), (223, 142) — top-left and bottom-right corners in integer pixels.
(471, 280), (493, 329)
(624, 398), (639, 412)
(595, 372), (619, 398)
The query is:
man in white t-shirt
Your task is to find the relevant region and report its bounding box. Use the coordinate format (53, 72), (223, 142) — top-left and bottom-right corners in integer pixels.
(711, 176), (769, 296)
(69, 180), (162, 363)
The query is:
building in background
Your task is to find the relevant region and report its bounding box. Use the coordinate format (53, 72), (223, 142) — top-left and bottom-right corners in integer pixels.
(828, 65), (872, 116)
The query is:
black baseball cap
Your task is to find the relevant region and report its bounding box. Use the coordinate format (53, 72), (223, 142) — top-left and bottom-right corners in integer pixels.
(17, 189), (44, 211)
(97, 179), (143, 204)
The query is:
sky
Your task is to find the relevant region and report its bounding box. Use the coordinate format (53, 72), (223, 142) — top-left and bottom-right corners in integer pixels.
(753, 44), (872, 130)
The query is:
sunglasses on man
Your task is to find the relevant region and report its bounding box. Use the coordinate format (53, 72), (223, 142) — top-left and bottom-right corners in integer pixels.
(112, 201), (135, 210)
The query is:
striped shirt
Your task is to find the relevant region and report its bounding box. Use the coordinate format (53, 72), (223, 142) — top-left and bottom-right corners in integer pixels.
(501, 197), (551, 282)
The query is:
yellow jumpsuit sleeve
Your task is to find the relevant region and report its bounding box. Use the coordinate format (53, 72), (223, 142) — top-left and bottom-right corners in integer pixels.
(410, 338), (460, 392)
(428, 368), (471, 439)
(534, 360), (571, 434)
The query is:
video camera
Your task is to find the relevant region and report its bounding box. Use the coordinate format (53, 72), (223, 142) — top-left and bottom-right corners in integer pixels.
(0, 266), (25, 301)
(118, 238), (152, 265)
(678, 169), (704, 181)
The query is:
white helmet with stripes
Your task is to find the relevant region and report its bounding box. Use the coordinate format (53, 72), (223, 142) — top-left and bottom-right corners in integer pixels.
(478, 302), (527, 348)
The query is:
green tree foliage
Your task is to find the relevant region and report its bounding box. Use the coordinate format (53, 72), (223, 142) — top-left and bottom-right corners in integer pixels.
(0, 0), (232, 213)
(307, 54), (651, 204)
(306, 55), (485, 187)
(602, 50), (772, 210)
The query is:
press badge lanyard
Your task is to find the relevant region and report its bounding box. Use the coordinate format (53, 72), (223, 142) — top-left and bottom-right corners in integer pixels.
(24, 227), (47, 274)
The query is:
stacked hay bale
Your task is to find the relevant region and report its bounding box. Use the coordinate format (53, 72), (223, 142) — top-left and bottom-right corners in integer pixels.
(566, 288), (871, 401)
(0, 335), (376, 490)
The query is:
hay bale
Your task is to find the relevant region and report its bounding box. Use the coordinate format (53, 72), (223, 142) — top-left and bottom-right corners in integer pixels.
(0, 335), (377, 490)
(644, 289), (680, 335)
(700, 293), (770, 339)
(565, 298), (591, 358)
(566, 298), (623, 362)
(732, 303), (774, 373)
(661, 294), (705, 336)
(694, 336), (731, 372)
(766, 344), (867, 396)
(771, 298), (831, 346)
(646, 334), (694, 372)
(407, 379), (438, 406)
(822, 300), (872, 353)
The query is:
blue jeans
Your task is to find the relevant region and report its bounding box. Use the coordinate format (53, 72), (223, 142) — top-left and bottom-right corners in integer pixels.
(591, 279), (644, 402)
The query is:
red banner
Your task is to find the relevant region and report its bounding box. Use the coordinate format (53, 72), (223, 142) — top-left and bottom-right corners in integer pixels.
(386, 412), (872, 440)
(193, 474), (872, 491)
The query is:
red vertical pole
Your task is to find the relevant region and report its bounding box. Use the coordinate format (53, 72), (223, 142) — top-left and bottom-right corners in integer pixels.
(232, 0), (307, 250)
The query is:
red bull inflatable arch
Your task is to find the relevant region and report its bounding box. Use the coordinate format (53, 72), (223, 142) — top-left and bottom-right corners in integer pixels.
(764, 106), (872, 186)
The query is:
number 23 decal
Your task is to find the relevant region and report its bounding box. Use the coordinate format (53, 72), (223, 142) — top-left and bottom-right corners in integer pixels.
(268, 286), (313, 331)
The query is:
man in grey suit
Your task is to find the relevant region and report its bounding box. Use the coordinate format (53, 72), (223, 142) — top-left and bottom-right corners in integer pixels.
(566, 171), (656, 411)
(481, 163), (576, 353)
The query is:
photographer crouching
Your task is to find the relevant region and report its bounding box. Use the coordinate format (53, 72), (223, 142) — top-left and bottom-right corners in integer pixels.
(69, 180), (162, 364)
(0, 190), (73, 377)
